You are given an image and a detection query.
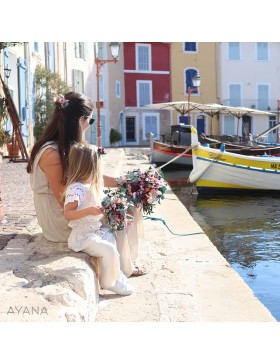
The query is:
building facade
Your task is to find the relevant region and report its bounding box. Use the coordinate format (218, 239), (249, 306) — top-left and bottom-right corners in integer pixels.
(123, 42), (171, 145)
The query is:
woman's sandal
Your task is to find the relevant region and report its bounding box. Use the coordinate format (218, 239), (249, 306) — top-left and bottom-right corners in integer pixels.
(131, 265), (148, 276)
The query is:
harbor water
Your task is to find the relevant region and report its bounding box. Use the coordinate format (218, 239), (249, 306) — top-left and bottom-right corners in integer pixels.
(163, 166), (280, 321)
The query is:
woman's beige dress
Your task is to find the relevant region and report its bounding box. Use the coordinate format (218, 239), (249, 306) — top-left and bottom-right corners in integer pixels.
(30, 142), (71, 242)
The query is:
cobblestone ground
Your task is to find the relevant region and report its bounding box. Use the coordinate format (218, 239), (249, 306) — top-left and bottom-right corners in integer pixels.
(0, 158), (36, 236)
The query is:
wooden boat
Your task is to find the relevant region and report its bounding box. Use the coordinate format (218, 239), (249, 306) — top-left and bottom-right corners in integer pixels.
(200, 134), (280, 156)
(189, 125), (280, 193)
(150, 127), (280, 168)
(151, 140), (193, 167)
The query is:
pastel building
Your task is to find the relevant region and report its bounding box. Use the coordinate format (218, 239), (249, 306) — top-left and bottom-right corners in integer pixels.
(123, 42), (171, 145)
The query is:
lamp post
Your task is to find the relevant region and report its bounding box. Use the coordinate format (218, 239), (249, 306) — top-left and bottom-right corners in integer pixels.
(187, 72), (201, 125)
(95, 42), (120, 147)
(4, 65), (11, 86)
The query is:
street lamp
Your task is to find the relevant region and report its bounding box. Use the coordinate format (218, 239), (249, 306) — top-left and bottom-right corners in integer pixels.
(4, 65), (11, 86)
(187, 72), (201, 125)
(95, 42), (120, 147)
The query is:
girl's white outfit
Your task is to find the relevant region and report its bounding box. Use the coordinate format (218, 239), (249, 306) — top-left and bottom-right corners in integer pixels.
(64, 181), (132, 293)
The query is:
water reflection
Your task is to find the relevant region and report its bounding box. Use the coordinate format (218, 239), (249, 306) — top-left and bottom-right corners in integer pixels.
(164, 166), (280, 321)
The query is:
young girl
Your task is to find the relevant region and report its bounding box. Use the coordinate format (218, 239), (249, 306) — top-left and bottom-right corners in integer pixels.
(63, 142), (133, 296)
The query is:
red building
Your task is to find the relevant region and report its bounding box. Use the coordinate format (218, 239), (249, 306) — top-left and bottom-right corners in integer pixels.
(123, 42), (171, 146)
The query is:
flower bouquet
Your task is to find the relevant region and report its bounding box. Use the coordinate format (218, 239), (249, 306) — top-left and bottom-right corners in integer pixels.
(118, 166), (168, 215)
(101, 188), (134, 233)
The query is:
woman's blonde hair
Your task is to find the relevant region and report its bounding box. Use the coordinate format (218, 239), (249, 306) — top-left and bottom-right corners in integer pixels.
(62, 142), (103, 200)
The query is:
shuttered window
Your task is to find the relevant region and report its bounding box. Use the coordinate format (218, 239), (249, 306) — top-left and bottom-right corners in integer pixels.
(258, 84), (269, 110)
(228, 42), (240, 60)
(46, 42), (55, 72)
(116, 80), (121, 98)
(143, 114), (159, 140)
(257, 42), (268, 60)
(224, 115), (235, 135)
(136, 44), (150, 71)
(229, 84), (241, 106)
(75, 42), (87, 59)
(137, 81), (152, 107)
(73, 69), (84, 93)
(184, 42), (197, 52)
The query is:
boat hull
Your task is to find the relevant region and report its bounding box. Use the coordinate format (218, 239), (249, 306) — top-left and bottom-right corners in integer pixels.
(151, 141), (193, 166)
(189, 126), (280, 193)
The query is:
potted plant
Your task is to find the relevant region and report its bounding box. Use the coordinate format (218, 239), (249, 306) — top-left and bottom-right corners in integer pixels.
(7, 134), (20, 158)
(110, 128), (122, 145)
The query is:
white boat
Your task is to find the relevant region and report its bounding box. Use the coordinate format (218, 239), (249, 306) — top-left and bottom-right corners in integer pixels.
(189, 125), (280, 193)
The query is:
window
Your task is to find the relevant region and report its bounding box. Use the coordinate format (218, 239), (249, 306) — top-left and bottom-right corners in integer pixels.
(184, 42), (197, 52)
(258, 84), (269, 110)
(257, 42), (268, 61)
(229, 84), (241, 106)
(136, 44), (151, 71)
(228, 42), (240, 60)
(116, 80), (121, 98)
(185, 69), (199, 95)
(73, 69), (84, 93)
(99, 74), (104, 101)
(137, 81), (152, 107)
(75, 42), (87, 59)
(34, 42), (39, 52)
(224, 115), (235, 135)
(269, 115), (277, 143)
(179, 116), (188, 125)
(143, 113), (159, 140)
(46, 42), (55, 73)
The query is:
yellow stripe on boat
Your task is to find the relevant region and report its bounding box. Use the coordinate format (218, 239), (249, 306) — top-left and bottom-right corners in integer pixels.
(196, 180), (262, 189)
(194, 147), (280, 171)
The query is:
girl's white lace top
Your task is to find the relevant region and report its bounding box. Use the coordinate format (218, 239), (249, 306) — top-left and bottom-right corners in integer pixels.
(64, 182), (103, 230)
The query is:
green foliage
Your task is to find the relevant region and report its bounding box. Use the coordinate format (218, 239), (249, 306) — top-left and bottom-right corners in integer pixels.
(0, 42), (23, 51)
(0, 97), (8, 125)
(33, 65), (70, 140)
(0, 127), (10, 146)
(109, 128), (122, 144)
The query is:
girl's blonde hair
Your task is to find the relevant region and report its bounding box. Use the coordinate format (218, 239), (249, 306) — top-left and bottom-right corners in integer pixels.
(62, 142), (103, 200)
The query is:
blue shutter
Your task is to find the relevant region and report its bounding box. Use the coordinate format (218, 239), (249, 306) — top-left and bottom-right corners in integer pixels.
(184, 43), (196, 52)
(101, 114), (106, 146)
(17, 57), (28, 147)
(257, 43), (268, 61)
(179, 116), (188, 125)
(229, 84), (241, 106)
(30, 71), (36, 123)
(228, 43), (240, 60)
(258, 85), (269, 110)
(83, 43), (88, 60)
(47, 42), (55, 72)
(3, 49), (12, 132)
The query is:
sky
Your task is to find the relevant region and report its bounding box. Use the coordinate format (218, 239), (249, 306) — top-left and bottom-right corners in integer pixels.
(2, 1), (278, 41)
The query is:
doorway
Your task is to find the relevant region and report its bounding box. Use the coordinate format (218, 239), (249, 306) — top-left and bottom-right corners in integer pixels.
(126, 117), (136, 142)
(242, 115), (251, 137)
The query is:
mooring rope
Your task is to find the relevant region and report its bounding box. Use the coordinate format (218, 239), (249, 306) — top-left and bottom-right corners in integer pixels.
(143, 215), (205, 236)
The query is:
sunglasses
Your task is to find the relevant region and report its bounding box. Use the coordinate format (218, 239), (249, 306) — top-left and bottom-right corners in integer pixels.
(84, 115), (95, 125)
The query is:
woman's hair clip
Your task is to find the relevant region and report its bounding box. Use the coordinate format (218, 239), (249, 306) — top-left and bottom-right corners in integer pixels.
(55, 96), (69, 109)
(97, 147), (106, 156)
